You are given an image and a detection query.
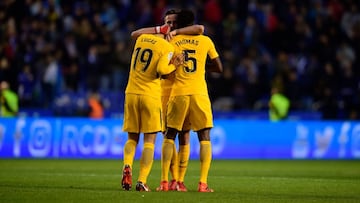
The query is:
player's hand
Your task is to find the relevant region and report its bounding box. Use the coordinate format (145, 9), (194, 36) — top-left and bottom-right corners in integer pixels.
(166, 30), (177, 41)
(170, 53), (185, 67)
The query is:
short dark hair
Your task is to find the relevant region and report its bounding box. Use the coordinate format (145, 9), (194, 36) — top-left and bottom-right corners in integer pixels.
(165, 9), (181, 16)
(176, 9), (195, 28)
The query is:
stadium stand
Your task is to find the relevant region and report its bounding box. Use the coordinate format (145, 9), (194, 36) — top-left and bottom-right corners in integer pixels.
(1, 0), (360, 119)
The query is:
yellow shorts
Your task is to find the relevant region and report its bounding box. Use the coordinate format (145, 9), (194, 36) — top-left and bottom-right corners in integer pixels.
(167, 95), (213, 132)
(122, 94), (163, 133)
(161, 95), (170, 131)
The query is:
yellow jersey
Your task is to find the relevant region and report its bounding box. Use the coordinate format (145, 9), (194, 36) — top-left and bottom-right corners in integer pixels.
(169, 34), (219, 96)
(125, 34), (176, 98)
(160, 72), (175, 97)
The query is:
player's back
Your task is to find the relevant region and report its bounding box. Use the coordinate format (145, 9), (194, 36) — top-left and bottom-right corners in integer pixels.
(125, 34), (175, 97)
(170, 34), (219, 96)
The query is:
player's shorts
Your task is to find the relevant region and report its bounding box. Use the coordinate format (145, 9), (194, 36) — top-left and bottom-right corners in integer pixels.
(161, 95), (170, 131)
(123, 93), (163, 133)
(162, 95), (189, 132)
(167, 95), (213, 132)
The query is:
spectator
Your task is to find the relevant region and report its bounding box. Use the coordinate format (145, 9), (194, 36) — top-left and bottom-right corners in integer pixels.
(0, 0), (360, 119)
(42, 53), (61, 107)
(313, 62), (339, 119)
(268, 85), (290, 121)
(17, 64), (35, 107)
(87, 92), (104, 119)
(0, 80), (18, 117)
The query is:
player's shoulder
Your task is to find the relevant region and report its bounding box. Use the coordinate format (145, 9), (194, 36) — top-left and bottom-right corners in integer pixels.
(171, 34), (208, 42)
(199, 34), (213, 41)
(137, 34), (167, 42)
(137, 33), (151, 39)
(186, 34), (212, 41)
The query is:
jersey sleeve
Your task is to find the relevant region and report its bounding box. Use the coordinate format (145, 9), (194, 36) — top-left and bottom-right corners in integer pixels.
(207, 38), (219, 59)
(157, 44), (176, 76)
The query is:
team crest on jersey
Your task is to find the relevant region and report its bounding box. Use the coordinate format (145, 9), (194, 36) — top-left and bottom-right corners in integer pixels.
(168, 52), (174, 61)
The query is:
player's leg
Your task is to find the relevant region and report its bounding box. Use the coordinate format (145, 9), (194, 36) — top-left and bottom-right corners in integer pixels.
(121, 94), (140, 190)
(136, 132), (157, 192)
(136, 95), (162, 192)
(123, 133), (139, 169)
(122, 133), (139, 190)
(168, 137), (178, 190)
(162, 95), (179, 188)
(176, 130), (190, 192)
(189, 95), (214, 192)
(157, 127), (177, 191)
(197, 128), (214, 192)
(157, 95), (189, 191)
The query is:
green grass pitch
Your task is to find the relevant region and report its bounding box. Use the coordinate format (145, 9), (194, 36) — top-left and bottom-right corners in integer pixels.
(0, 159), (359, 203)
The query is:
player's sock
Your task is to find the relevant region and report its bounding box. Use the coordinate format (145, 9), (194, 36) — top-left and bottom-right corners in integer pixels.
(161, 138), (174, 181)
(123, 139), (137, 167)
(138, 142), (155, 184)
(178, 144), (190, 182)
(199, 141), (212, 184)
(170, 142), (179, 181)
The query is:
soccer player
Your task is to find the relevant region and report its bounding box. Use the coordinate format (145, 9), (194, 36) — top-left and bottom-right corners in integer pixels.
(158, 9), (223, 192)
(131, 9), (204, 41)
(121, 32), (181, 192)
(130, 9), (204, 192)
(159, 9), (204, 192)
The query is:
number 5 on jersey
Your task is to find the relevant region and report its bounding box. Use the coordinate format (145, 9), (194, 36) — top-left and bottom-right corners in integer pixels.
(183, 50), (196, 73)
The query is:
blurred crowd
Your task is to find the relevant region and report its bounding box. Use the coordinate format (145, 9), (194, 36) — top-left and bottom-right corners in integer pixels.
(0, 0), (360, 119)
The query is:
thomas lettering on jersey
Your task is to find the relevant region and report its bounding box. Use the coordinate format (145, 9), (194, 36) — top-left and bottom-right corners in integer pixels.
(175, 38), (199, 47)
(141, 37), (157, 44)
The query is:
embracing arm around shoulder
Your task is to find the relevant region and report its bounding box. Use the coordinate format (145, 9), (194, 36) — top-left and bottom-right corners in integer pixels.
(157, 52), (176, 76)
(166, 25), (204, 41)
(130, 27), (156, 39)
(175, 24), (204, 35)
(131, 25), (171, 40)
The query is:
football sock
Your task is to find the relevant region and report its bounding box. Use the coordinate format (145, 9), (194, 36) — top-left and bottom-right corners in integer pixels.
(178, 144), (190, 182)
(161, 138), (175, 181)
(199, 141), (212, 184)
(138, 142), (155, 184)
(170, 141), (179, 181)
(123, 139), (137, 168)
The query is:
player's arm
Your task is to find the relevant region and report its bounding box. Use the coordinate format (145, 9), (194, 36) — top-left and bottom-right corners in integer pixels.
(161, 53), (184, 79)
(131, 24), (170, 39)
(206, 57), (223, 73)
(206, 38), (222, 73)
(166, 25), (204, 41)
(173, 24), (204, 35)
(157, 51), (176, 76)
